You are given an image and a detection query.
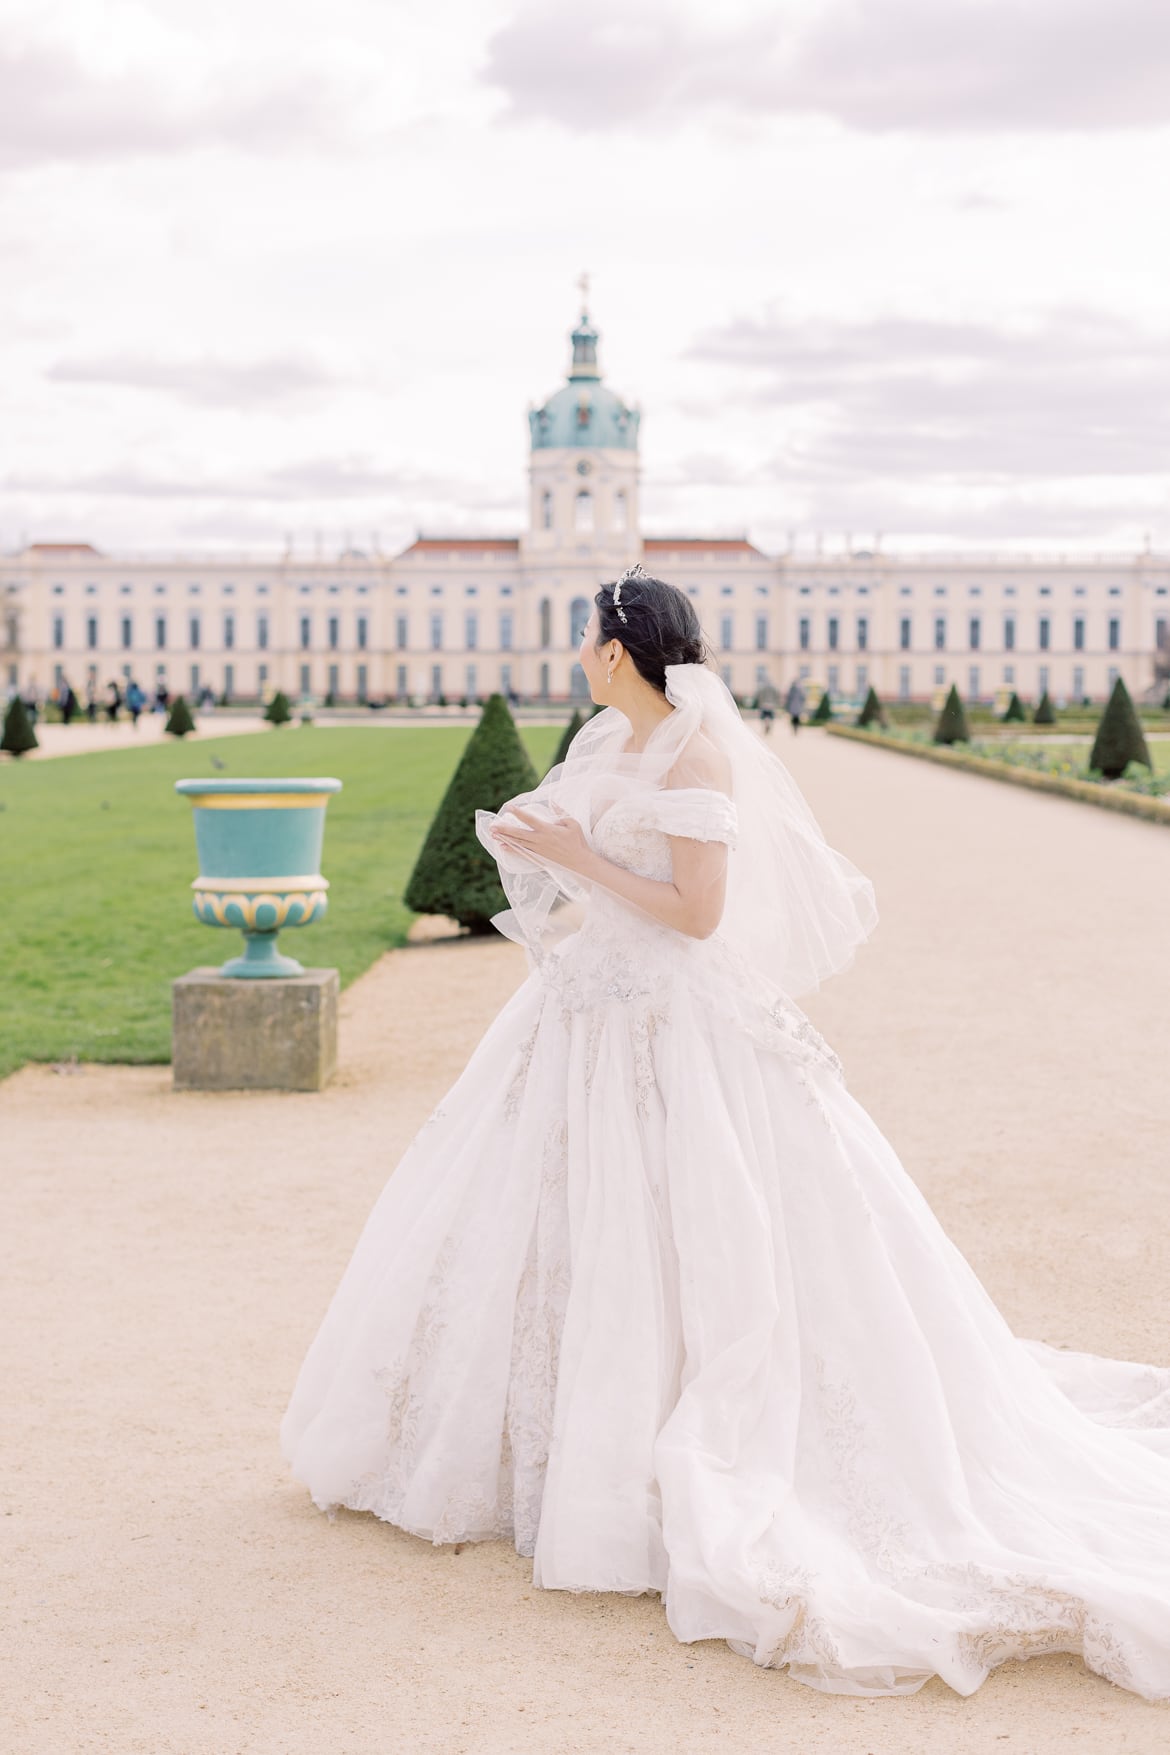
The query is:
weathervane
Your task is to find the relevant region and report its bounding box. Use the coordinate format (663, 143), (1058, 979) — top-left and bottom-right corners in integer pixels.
(577, 269), (590, 308)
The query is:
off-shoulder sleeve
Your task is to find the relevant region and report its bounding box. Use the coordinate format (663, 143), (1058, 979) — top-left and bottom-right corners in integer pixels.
(641, 786), (739, 846)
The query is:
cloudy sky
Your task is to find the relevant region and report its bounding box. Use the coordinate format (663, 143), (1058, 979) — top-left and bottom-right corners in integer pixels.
(2, 0), (1169, 558)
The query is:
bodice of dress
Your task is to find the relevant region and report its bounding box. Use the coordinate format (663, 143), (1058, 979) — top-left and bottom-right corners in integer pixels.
(590, 799), (676, 883)
(534, 785), (846, 1090)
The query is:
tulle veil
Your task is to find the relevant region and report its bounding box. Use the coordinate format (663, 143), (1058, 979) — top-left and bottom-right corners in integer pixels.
(476, 661), (879, 1002)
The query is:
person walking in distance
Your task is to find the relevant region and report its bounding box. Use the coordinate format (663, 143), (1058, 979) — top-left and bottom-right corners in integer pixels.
(784, 676), (806, 734)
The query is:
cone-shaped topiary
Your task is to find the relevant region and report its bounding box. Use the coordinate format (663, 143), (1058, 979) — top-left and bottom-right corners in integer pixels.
(264, 690), (291, 727)
(547, 707), (585, 774)
(933, 683), (970, 745)
(1089, 676), (1151, 778)
(811, 691), (833, 724)
(165, 695), (196, 738)
(1033, 689), (1056, 725)
(1001, 691), (1026, 722)
(405, 692), (540, 933)
(1, 695), (38, 757)
(857, 685), (887, 729)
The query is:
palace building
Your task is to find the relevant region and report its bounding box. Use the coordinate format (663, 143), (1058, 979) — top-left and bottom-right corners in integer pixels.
(4, 305), (1169, 709)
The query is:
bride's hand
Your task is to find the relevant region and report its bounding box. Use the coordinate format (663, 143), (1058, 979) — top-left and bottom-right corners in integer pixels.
(492, 804), (591, 874)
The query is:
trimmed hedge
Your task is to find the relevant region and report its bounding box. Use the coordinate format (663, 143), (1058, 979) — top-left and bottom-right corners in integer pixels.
(1089, 676), (1151, 778)
(1, 696), (38, 757)
(933, 684), (970, 745)
(165, 696), (196, 738)
(404, 692), (540, 933)
(548, 707), (585, 774)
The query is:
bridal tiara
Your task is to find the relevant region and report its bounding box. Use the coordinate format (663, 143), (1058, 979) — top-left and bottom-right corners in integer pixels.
(612, 560), (651, 625)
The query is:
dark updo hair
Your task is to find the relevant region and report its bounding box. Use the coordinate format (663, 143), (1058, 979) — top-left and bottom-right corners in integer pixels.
(594, 571), (708, 693)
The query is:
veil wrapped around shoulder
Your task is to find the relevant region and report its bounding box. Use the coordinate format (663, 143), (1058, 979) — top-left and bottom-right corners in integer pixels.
(476, 662), (878, 1002)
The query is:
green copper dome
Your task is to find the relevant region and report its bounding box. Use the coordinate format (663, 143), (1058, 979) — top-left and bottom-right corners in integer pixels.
(529, 309), (640, 451)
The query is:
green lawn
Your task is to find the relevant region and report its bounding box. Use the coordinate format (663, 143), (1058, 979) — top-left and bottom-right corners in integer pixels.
(0, 723), (560, 1081)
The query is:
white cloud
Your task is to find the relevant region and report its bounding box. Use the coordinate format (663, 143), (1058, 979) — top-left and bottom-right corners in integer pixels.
(0, 38), (363, 169)
(45, 351), (358, 407)
(485, 0), (1170, 134)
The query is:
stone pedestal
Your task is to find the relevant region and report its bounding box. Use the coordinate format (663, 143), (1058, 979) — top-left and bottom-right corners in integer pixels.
(172, 967), (338, 1092)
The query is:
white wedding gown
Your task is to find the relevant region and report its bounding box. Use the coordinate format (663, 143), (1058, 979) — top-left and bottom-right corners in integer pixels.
(281, 784), (1170, 1704)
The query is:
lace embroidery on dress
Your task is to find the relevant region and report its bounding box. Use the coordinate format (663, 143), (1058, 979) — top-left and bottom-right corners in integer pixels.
(750, 1561), (846, 1674)
(504, 1115), (571, 1555)
(748, 1353), (1152, 1696)
(809, 1352), (915, 1576)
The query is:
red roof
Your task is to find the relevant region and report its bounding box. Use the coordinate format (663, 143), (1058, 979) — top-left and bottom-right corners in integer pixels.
(402, 537), (520, 554)
(24, 542), (103, 555)
(643, 537), (766, 556)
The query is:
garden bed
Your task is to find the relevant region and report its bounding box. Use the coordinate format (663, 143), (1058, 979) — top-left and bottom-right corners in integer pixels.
(826, 724), (1170, 826)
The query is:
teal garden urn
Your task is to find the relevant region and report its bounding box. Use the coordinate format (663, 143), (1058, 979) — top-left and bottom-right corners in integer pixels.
(175, 777), (342, 977)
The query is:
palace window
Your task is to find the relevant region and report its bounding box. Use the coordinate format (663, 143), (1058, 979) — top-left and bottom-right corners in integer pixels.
(827, 616), (838, 651)
(755, 615), (768, 652)
(1004, 617), (1015, 651)
(856, 616), (868, 652)
(1038, 617), (1050, 651)
(52, 614), (64, 650)
(396, 615), (408, 650)
(570, 597), (590, 644)
(1074, 617), (1084, 651)
(500, 611), (513, 651)
(328, 616), (340, 651)
(541, 490), (553, 530)
(224, 614), (235, 651)
(934, 616), (946, 650)
(465, 612), (478, 651)
(798, 617), (810, 651)
(969, 617), (980, 650)
(189, 615), (201, 650)
(430, 612), (443, 651)
(575, 491), (594, 533)
(1108, 618), (1120, 650)
(539, 598), (551, 649)
(899, 617), (911, 650)
(258, 614), (269, 651)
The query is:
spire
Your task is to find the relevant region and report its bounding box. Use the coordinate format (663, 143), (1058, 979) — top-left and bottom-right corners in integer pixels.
(568, 275), (601, 382)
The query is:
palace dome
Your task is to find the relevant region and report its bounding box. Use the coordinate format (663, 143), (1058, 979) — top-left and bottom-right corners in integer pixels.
(528, 309), (640, 451)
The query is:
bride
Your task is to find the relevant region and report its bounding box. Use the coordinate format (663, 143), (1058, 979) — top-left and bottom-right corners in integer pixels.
(281, 564), (1170, 1703)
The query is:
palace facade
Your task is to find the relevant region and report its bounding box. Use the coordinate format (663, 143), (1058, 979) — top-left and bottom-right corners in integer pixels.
(5, 306), (1169, 709)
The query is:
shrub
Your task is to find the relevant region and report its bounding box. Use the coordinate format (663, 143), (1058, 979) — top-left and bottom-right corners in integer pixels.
(1033, 689), (1056, 725)
(323, 690), (335, 708)
(1, 696), (38, 757)
(857, 685), (887, 729)
(548, 707), (585, 773)
(404, 693), (540, 933)
(933, 684), (970, 745)
(810, 691), (833, 725)
(264, 690), (291, 727)
(165, 695), (196, 738)
(1001, 692), (1026, 722)
(1089, 676), (1151, 778)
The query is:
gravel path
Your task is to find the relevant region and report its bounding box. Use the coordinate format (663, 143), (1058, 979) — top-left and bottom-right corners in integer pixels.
(4, 723), (1169, 1753)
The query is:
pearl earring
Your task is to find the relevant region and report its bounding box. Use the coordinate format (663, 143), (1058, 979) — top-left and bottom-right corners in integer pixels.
(606, 665), (614, 684)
